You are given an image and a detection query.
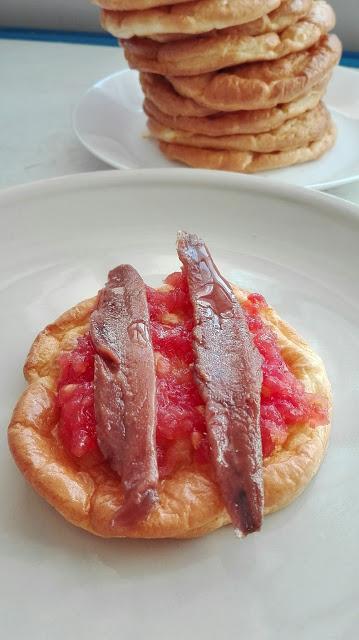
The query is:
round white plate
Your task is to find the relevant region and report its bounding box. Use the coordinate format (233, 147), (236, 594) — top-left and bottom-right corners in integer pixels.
(0, 170), (358, 639)
(73, 66), (359, 190)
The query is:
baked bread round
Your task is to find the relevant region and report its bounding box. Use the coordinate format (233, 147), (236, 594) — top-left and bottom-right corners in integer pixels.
(143, 78), (329, 135)
(8, 285), (331, 538)
(149, 0), (313, 42)
(168, 34), (342, 111)
(148, 101), (330, 153)
(159, 120), (336, 172)
(122, 2), (335, 76)
(140, 72), (217, 116)
(140, 70), (330, 121)
(101, 0), (281, 39)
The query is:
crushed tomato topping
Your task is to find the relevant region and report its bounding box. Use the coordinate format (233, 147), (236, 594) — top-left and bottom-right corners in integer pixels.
(57, 272), (328, 476)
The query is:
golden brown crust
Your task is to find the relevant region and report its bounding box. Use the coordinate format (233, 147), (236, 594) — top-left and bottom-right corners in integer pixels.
(168, 34), (342, 111)
(250, 289), (331, 514)
(148, 102), (331, 153)
(149, 0), (313, 43)
(8, 286), (331, 538)
(101, 0), (281, 39)
(159, 119), (336, 172)
(122, 2), (335, 76)
(140, 73), (217, 117)
(143, 78), (329, 136)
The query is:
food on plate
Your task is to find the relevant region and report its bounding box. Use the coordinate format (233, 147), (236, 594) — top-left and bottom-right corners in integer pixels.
(8, 232), (331, 538)
(147, 101), (331, 152)
(121, 3), (335, 76)
(142, 76), (330, 134)
(158, 120), (336, 171)
(100, 0), (282, 39)
(93, 0), (341, 173)
(148, 0), (314, 43)
(166, 34), (341, 111)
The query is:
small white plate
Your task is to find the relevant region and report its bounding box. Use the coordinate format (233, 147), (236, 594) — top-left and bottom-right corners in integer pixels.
(73, 66), (359, 190)
(0, 170), (358, 639)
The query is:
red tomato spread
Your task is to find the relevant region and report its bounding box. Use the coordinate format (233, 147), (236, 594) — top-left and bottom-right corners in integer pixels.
(57, 272), (328, 472)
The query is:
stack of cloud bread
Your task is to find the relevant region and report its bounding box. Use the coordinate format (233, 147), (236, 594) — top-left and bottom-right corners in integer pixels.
(94, 0), (342, 173)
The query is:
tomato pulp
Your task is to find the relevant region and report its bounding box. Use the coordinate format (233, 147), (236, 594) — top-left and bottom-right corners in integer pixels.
(57, 272), (328, 473)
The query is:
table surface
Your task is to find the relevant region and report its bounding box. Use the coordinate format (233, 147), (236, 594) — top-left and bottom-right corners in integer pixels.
(1, 38), (359, 205)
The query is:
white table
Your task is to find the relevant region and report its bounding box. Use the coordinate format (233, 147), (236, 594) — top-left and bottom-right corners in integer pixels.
(1, 39), (359, 204)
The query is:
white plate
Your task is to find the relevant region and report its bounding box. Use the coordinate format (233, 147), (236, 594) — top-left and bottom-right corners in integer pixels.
(73, 66), (359, 190)
(0, 170), (358, 639)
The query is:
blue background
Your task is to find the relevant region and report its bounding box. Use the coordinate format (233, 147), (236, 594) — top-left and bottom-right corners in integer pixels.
(0, 27), (358, 67)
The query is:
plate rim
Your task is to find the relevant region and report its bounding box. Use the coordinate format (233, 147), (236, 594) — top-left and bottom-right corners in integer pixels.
(1, 168), (359, 224)
(72, 67), (359, 191)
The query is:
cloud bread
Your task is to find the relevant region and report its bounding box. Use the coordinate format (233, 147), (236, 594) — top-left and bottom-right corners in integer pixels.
(142, 78), (329, 135)
(159, 119), (336, 172)
(148, 101), (331, 153)
(8, 283), (331, 538)
(101, 0), (281, 39)
(122, 1), (335, 76)
(168, 34), (342, 111)
(150, 0), (313, 42)
(140, 72), (217, 116)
